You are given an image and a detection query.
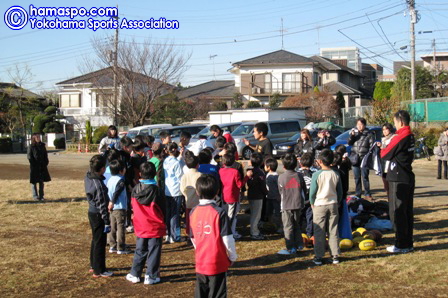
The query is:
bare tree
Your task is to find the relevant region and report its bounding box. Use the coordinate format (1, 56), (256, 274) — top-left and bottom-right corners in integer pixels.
(80, 36), (190, 127)
(281, 91), (340, 123)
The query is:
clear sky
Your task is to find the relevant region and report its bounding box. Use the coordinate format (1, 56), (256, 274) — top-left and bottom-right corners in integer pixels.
(1, 0), (447, 93)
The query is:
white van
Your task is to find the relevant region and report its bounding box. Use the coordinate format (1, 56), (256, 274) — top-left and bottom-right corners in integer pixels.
(126, 124), (172, 141)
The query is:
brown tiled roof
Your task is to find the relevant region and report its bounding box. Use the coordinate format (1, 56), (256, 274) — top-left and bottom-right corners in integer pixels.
(311, 56), (365, 77)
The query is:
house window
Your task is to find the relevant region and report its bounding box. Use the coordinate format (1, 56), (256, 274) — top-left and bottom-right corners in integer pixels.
(96, 93), (112, 107)
(252, 73), (272, 94)
(313, 72), (321, 86)
(60, 94), (80, 108)
(282, 73), (301, 93)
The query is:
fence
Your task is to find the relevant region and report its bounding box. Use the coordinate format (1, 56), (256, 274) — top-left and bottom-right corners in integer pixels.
(341, 106), (373, 128)
(402, 97), (448, 123)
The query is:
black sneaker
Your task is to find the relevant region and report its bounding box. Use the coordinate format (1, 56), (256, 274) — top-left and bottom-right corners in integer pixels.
(332, 256), (340, 264)
(313, 257), (323, 265)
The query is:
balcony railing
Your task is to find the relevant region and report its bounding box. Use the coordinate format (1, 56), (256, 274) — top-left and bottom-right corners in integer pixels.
(58, 107), (111, 116)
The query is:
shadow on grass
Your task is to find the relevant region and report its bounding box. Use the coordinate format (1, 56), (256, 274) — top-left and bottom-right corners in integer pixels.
(414, 219), (448, 230)
(414, 190), (448, 199)
(7, 197), (87, 204)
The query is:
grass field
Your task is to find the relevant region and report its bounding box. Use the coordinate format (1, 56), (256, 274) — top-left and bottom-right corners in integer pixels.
(1, 153), (448, 297)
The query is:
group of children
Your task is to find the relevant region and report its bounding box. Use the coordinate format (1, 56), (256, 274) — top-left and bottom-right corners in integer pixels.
(85, 123), (351, 296)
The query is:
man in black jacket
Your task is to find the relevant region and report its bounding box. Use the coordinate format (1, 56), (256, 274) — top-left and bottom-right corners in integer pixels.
(348, 118), (375, 200)
(380, 110), (415, 253)
(85, 155), (113, 277)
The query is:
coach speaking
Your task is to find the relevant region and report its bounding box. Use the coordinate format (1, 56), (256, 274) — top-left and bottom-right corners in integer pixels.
(380, 110), (415, 254)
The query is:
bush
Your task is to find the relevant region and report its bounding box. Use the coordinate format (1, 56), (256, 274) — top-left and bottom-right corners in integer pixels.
(43, 121), (63, 133)
(92, 126), (109, 144)
(54, 137), (66, 149)
(44, 106), (58, 115)
(33, 114), (51, 134)
(246, 101), (262, 108)
(0, 137), (12, 153)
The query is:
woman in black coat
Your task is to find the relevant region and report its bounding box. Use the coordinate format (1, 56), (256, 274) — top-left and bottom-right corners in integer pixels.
(294, 129), (315, 158)
(27, 133), (51, 201)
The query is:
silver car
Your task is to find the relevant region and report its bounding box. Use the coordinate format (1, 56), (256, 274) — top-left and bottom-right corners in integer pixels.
(232, 120), (302, 159)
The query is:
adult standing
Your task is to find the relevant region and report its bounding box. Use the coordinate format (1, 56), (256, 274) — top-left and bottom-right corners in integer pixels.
(313, 129), (336, 158)
(27, 133), (51, 201)
(347, 118), (375, 200)
(210, 124), (235, 144)
(436, 128), (448, 179)
(378, 123), (396, 197)
(294, 129), (315, 158)
(243, 122), (273, 160)
(98, 125), (120, 153)
(380, 110), (415, 253)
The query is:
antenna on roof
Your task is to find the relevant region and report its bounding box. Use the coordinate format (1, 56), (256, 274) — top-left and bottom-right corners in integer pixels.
(209, 55), (217, 80)
(280, 18), (287, 50)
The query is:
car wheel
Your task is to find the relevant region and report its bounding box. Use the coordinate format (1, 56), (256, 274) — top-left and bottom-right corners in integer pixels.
(243, 147), (254, 160)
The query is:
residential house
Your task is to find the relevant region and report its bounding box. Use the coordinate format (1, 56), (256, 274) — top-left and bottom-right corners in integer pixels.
(362, 63), (383, 94)
(311, 55), (368, 108)
(55, 67), (173, 140)
(393, 60), (424, 74)
(229, 50), (326, 105)
(320, 47), (362, 72)
(421, 52), (448, 71)
(177, 80), (238, 108)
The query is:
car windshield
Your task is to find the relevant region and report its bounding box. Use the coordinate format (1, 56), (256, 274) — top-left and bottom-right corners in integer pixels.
(288, 132), (301, 141)
(127, 130), (138, 139)
(336, 130), (351, 141)
(151, 128), (165, 138)
(232, 124), (254, 136)
(194, 126), (213, 138)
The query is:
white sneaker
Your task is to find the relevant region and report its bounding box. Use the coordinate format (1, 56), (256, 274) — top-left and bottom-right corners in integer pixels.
(126, 273), (140, 283)
(93, 271), (113, 278)
(144, 276), (161, 285)
(126, 226), (134, 233)
(109, 247), (117, 253)
(386, 246), (412, 253)
(117, 250), (132, 255)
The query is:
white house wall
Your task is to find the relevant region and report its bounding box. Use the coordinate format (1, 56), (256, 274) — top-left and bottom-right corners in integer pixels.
(209, 109), (307, 126)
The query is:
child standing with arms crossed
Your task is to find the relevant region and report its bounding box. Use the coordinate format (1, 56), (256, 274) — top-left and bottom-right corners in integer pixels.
(246, 153), (268, 240)
(126, 162), (166, 285)
(190, 174), (237, 298)
(309, 149), (343, 265)
(85, 155), (113, 278)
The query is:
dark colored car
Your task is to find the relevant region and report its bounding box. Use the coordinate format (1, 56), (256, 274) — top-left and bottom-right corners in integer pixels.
(330, 126), (382, 153)
(272, 130), (342, 158)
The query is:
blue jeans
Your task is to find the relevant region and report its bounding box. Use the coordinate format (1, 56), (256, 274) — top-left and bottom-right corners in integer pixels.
(31, 182), (44, 199)
(352, 166), (371, 197)
(165, 195), (184, 241)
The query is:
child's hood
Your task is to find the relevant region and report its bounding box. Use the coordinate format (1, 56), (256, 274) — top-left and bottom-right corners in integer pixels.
(132, 183), (158, 205)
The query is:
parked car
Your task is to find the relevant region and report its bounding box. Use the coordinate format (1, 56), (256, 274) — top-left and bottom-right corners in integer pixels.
(187, 122), (243, 149)
(272, 129), (342, 158)
(126, 124), (172, 141)
(153, 124), (206, 143)
(232, 120), (301, 160)
(330, 126), (382, 153)
(118, 131), (127, 138)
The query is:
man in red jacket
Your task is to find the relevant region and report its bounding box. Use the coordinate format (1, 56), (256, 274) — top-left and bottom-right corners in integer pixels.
(190, 174), (237, 298)
(126, 162), (166, 285)
(380, 110), (415, 254)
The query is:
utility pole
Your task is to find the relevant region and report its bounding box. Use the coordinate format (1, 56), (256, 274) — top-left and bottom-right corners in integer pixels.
(432, 39), (439, 97)
(113, 5), (119, 126)
(408, 0), (417, 103)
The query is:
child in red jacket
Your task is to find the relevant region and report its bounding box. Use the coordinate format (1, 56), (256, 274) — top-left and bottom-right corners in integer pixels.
(219, 153), (248, 239)
(190, 174), (237, 298)
(126, 162), (166, 285)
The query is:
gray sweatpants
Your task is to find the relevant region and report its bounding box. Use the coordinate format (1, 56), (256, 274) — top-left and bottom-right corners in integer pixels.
(108, 209), (127, 250)
(313, 204), (340, 258)
(281, 209), (303, 250)
(249, 200), (263, 236)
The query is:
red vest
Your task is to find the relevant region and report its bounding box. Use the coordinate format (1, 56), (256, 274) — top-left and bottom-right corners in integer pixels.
(190, 204), (231, 275)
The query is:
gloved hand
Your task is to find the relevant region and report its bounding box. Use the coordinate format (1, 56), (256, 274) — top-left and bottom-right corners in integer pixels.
(104, 225), (111, 233)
